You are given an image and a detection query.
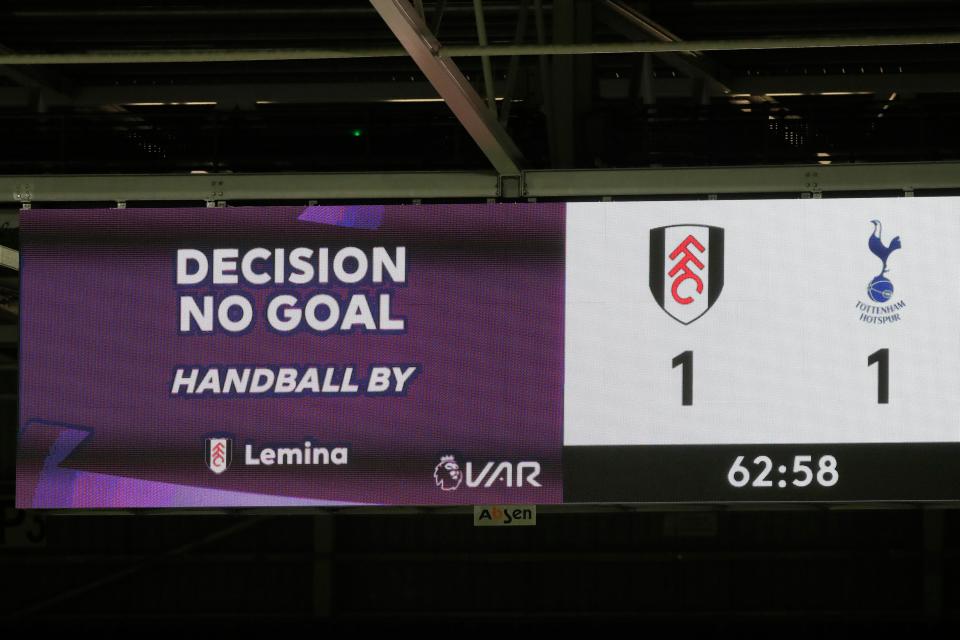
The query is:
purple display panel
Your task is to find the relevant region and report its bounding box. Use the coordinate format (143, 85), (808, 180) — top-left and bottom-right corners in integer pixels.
(18, 204), (565, 508)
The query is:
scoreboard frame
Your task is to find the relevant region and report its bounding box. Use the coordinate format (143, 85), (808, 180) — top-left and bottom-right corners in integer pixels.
(14, 161), (960, 511)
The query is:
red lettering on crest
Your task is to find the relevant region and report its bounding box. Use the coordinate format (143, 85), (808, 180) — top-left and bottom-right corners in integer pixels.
(668, 235), (705, 305)
(211, 442), (226, 467)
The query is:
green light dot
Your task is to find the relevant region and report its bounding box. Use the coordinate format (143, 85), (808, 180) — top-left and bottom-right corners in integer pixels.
(351, 128), (363, 137)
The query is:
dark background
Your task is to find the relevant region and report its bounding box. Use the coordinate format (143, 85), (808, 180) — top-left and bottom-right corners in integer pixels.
(3, 0), (960, 630)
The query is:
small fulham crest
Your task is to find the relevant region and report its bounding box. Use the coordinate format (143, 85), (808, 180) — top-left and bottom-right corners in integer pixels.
(205, 437), (232, 474)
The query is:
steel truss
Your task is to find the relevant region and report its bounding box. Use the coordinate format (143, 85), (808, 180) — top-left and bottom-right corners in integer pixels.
(4, 162), (960, 204)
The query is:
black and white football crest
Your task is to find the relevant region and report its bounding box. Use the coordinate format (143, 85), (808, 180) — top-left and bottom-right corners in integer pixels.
(205, 437), (232, 474)
(649, 224), (725, 325)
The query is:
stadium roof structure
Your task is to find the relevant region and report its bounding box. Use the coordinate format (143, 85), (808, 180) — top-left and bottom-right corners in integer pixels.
(1, 0), (960, 177)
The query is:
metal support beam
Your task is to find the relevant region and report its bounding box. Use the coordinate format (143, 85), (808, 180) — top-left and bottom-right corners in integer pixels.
(550, 0), (576, 168)
(0, 247), (19, 272)
(574, 1), (594, 158)
(0, 81), (520, 107)
(546, 1), (592, 168)
(640, 53), (654, 105)
(2, 171), (500, 203)
(4, 33), (960, 64)
(0, 43), (75, 103)
(598, 1), (733, 95)
(6, 162), (960, 203)
(533, 0), (554, 161)
(9, 5), (519, 19)
(370, 0), (524, 176)
(1, 73), (958, 109)
(522, 162), (960, 197)
(473, 0), (497, 112)
(431, 0), (447, 35)
(499, 0), (529, 126)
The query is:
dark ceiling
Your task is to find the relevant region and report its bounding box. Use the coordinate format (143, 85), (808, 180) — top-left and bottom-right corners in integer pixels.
(2, 0), (960, 173)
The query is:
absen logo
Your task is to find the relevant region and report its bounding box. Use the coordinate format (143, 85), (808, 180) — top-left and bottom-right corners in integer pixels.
(649, 224), (725, 324)
(475, 506), (536, 526)
(433, 455), (541, 491)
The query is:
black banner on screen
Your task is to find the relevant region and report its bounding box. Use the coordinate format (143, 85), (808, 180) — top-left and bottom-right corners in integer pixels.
(563, 443), (960, 503)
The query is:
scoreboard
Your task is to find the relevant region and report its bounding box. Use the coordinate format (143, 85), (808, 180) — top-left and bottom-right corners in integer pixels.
(564, 198), (960, 502)
(16, 197), (960, 508)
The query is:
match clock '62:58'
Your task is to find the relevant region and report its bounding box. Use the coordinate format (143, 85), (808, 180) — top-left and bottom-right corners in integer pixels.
(727, 455), (839, 489)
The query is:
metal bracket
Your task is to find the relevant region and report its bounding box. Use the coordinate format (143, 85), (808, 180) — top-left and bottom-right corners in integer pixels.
(116, 200), (126, 209)
(904, 188), (915, 197)
(499, 174), (522, 199)
(803, 170), (822, 197)
(14, 183), (32, 205)
(0, 246), (19, 271)
(208, 179), (225, 202)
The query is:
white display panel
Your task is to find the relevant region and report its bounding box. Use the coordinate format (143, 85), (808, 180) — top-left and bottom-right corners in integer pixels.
(565, 197), (960, 446)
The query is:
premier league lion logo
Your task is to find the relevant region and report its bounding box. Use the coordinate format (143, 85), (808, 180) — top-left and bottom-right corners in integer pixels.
(434, 455), (463, 491)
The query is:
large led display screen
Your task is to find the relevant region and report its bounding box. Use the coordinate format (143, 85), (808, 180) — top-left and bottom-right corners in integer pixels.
(18, 204), (564, 507)
(563, 198), (960, 503)
(17, 198), (960, 507)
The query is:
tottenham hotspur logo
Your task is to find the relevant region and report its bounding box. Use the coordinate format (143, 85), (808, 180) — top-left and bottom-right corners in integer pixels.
(856, 219), (906, 324)
(866, 219), (901, 302)
(434, 455), (463, 491)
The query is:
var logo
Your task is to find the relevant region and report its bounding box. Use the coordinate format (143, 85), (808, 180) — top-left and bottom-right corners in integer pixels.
(433, 455), (541, 491)
(649, 224), (724, 324)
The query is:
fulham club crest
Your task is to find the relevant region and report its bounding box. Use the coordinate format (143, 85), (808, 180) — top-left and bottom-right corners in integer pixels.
(205, 437), (232, 474)
(649, 225), (724, 324)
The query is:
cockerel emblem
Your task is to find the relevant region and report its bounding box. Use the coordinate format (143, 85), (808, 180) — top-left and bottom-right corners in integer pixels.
(649, 225), (724, 324)
(867, 220), (901, 303)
